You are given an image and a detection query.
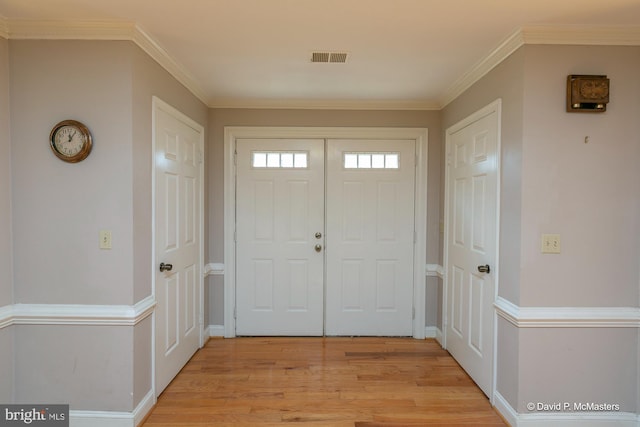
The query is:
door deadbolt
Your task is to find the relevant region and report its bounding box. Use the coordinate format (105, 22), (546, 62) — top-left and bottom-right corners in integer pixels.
(315, 232), (322, 239)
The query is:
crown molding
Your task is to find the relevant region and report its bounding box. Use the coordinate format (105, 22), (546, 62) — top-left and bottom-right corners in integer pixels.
(438, 29), (525, 108)
(4, 19), (208, 105)
(2, 20), (639, 111)
(132, 25), (208, 104)
(495, 297), (640, 328)
(0, 17), (8, 39)
(439, 25), (640, 108)
(208, 97), (441, 111)
(6, 19), (135, 40)
(522, 25), (640, 46)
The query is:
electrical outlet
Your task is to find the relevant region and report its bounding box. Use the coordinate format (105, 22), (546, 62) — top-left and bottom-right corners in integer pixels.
(541, 234), (560, 254)
(100, 230), (112, 249)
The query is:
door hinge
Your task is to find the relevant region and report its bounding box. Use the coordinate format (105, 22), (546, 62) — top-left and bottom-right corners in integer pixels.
(234, 149), (237, 166)
(234, 306), (237, 319)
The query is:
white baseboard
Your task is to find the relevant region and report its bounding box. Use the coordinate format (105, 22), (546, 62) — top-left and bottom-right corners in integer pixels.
(494, 391), (521, 426)
(208, 324), (225, 337)
(494, 391), (639, 427)
(425, 326), (443, 346)
(70, 390), (154, 427)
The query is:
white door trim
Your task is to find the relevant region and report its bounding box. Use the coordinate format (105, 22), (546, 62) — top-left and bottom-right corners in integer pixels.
(443, 98), (501, 402)
(224, 126), (428, 339)
(151, 96), (205, 398)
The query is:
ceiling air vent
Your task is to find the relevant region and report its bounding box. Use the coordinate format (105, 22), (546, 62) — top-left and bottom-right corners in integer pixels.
(330, 52), (348, 63)
(311, 52), (348, 63)
(311, 52), (330, 63)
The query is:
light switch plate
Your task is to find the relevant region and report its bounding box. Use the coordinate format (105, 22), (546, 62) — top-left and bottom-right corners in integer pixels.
(100, 230), (112, 249)
(541, 234), (561, 254)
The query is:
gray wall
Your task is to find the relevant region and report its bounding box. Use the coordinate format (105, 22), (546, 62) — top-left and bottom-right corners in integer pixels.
(443, 44), (640, 414)
(8, 39), (207, 412)
(0, 35), (13, 403)
(206, 108), (442, 327)
(10, 40), (134, 306)
(517, 44), (639, 413)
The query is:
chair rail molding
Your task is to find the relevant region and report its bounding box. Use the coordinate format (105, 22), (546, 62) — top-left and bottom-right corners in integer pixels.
(0, 296), (156, 328)
(495, 297), (640, 328)
(204, 263), (224, 276)
(425, 264), (444, 279)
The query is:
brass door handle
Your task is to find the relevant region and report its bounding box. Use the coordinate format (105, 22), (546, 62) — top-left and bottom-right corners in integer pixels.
(159, 262), (173, 272)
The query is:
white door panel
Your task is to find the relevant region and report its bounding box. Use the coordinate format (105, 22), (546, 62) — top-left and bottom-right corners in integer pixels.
(445, 103), (499, 398)
(236, 139), (325, 336)
(154, 101), (202, 396)
(325, 139), (415, 336)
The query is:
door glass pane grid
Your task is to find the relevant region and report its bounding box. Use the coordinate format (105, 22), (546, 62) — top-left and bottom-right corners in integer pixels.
(252, 151), (309, 169)
(344, 152), (399, 169)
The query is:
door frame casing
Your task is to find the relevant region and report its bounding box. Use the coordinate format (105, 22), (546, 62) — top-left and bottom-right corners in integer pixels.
(151, 96), (206, 398)
(442, 99), (501, 402)
(224, 126), (429, 338)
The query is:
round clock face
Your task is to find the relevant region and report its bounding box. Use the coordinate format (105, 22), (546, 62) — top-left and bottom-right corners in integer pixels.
(50, 120), (92, 163)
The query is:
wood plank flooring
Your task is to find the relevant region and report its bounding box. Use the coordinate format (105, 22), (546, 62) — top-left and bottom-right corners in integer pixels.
(142, 337), (507, 426)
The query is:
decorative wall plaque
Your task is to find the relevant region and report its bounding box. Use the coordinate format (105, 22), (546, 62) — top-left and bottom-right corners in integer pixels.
(567, 75), (610, 113)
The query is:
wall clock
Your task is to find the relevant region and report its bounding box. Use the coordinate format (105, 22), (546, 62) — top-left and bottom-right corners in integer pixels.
(49, 120), (93, 163)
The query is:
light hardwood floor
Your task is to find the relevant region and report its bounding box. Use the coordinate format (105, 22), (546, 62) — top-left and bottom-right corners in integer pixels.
(142, 337), (507, 426)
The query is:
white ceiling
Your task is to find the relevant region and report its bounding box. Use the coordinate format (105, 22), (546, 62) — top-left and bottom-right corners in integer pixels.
(1, 0), (639, 109)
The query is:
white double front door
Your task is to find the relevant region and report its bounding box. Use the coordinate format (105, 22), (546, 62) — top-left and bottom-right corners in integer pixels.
(236, 138), (416, 336)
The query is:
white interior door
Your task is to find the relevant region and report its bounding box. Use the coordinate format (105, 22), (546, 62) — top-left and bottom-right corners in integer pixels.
(154, 99), (203, 395)
(445, 103), (499, 398)
(325, 139), (416, 336)
(235, 139), (325, 335)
